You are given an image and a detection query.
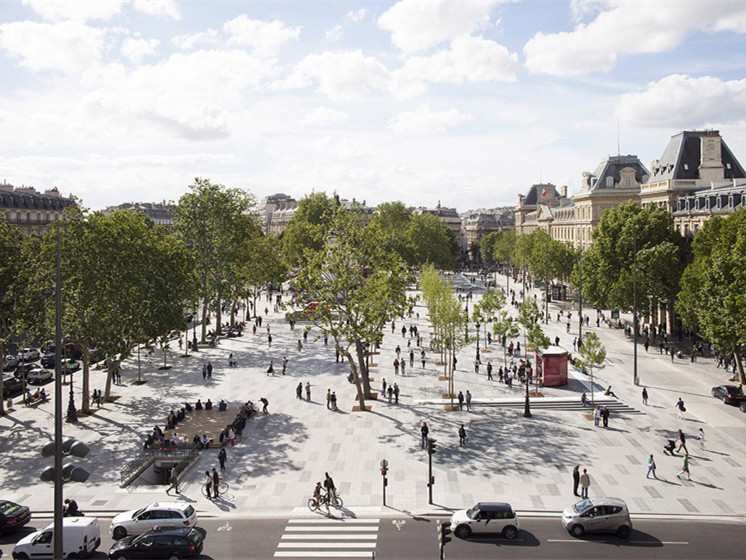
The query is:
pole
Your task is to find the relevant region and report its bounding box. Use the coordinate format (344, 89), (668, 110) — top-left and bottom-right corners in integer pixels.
(633, 234), (639, 386)
(545, 233), (549, 324)
(54, 228), (63, 560)
(427, 443), (433, 505)
(523, 371), (532, 417)
(578, 252), (583, 344)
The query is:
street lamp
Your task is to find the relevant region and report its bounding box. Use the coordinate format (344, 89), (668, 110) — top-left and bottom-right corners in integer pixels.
(578, 252), (583, 344)
(475, 322), (480, 362)
(66, 365), (77, 424)
(633, 234), (639, 386)
(523, 371), (531, 418)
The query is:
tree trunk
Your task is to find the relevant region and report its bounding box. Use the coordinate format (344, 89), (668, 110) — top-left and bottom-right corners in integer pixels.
(735, 351), (746, 385)
(104, 360), (114, 401)
(81, 342), (90, 413)
(216, 295), (223, 335)
(201, 300), (209, 343)
(345, 350), (367, 411)
(354, 339), (373, 398)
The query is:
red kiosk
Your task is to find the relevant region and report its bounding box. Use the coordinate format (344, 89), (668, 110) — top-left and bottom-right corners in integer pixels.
(535, 345), (568, 387)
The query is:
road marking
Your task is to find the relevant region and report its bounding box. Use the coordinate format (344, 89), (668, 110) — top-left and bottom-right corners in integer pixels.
(392, 519), (406, 530)
(275, 553), (374, 558)
(288, 519), (378, 524)
(216, 521), (232, 532)
(276, 518), (379, 559)
(278, 543), (376, 548)
(548, 539), (688, 545)
(285, 526), (378, 532)
(282, 535), (379, 540)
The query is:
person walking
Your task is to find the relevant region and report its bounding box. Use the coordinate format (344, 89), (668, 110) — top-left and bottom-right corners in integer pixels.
(473, 359), (480, 373)
(382, 378), (387, 396)
(458, 424), (467, 446)
(421, 350), (426, 368)
(642, 387), (648, 405)
(387, 386), (393, 403)
(203, 470), (213, 500)
(267, 333), (272, 347)
(282, 356), (288, 375)
(646, 454), (657, 478)
(305, 382), (312, 402)
(394, 383), (400, 404)
(393, 358), (399, 375)
(698, 428), (705, 450)
(218, 448), (227, 471)
(579, 469), (591, 499)
(324, 472), (337, 499)
(296, 382), (303, 399)
(267, 360), (274, 376)
(326, 389), (332, 410)
(675, 397), (686, 419)
(400, 359), (406, 376)
(676, 429), (689, 455)
(330, 391), (337, 411)
(228, 426), (235, 447)
(457, 391), (464, 411)
(410, 349), (414, 368)
(211, 467), (220, 499)
(297, 340), (303, 352)
(677, 455), (691, 480)
(202, 364), (207, 380)
(167, 470), (179, 495)
(572, 465), (580, 496)
(593, 406), (601, 427)
(601, 406), (610, 428)
(465, 390), (472, 411)
(487, 361), (493, 380)
(207, 361), (213, 379)
(420, 421), (429, 449)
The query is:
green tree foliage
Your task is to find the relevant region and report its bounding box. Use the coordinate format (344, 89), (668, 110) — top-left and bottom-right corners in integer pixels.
(407, 213), (457, 270)
(293, 207), (411, 411)
(571, 202), (685, 327)
(0, 220), (23, 414)
(576, 332), (606, 406)
(372, 201), (413, 261)
(676, 209), (746, 382)
(281, 192), (337, 267)
(479, 232), (499, 264)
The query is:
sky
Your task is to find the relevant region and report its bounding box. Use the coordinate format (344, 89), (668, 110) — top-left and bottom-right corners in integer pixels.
(2, 0), (746, 212)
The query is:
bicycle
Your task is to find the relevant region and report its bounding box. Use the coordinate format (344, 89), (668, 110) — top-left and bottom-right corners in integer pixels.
(307, 493), (343, 512)
(201, 482), (229, 499)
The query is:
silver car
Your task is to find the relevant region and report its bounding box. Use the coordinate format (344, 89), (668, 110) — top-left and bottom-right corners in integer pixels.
(26, 368), (53, 385)
(450, 502), (519, 539)
(562, 497), (632, 538)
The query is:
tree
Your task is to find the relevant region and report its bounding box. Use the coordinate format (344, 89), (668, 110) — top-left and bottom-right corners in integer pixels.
(480, 232), (500, 264)
(493, 309), (520, 369)
(473, 289), (505, 353)
(676, 209), (746, 382)
(293, 207), (411, 411)
(407, 213), (458, 270)
(0, 220), (23, 414)
(282, 192), (337, 267)
(371, 201), (413, 262)
(576, 332), (606, 407)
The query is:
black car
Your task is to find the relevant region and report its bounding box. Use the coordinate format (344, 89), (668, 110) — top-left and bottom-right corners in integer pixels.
(14, 363), (39, 379)
(0, 500), (31, 535)
(2, 374), (23, 395)
(711, 384), (746, 405)
(108, 527), (204, 559)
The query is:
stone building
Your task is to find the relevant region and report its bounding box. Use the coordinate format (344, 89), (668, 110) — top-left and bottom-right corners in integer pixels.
(514, 183), (569, 237)
(673, 180), (746, 239)
(0, 183), (75, 234)
(259, 193), (298, 235)
(103, 202), (173, 226)
(415, 202), (462, 238)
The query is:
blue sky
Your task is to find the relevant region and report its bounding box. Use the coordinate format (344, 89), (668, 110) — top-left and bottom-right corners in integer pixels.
(1, 0), (746, 211)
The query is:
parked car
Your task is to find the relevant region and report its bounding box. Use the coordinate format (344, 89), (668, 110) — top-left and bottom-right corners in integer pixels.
(17, 348), (40, 362)
(2, 374), (24, 395)
(41, 352), (80, 372)
(3, 355), (20, 371)
(110, 503), (198, 540)
(108, 527), (204, 559)
(562, 497), (632, 538)
(13, 516), (100, 559)
(711, 384), (746, 405)
(26, 368), (53, 385)
(15, 363), (40, 379)
(450, 502), (520, 539)
(0, 500), (31, 535)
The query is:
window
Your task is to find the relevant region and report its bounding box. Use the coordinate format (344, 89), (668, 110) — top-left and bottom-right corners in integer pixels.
(606, 176), (614, 187)
(683, 163), (689, 170)
(624, 177), (632, 187)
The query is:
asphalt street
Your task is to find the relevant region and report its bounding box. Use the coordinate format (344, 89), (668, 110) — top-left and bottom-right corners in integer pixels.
(2, 514), (742, 559)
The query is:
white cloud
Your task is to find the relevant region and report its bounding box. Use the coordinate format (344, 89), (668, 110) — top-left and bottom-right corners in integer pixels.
(325, 24), (343, 42)
(296, 50), (391, 101)
(313, 136), (369, 159)
(391, 35), (519, 98)
(170, 29), (219, 50)
(121, 37), (159, 63)
(0, 20), (106, 73)
(524, 1), (746, 76)
(387, 104), (473, 135)
(618, 74), (746, 129)
(344, 9), (367, 24)
(132, 0), (181, 20)
(22, 0), (127, 21)
(224, 15), (301, 57)
(378, 0), (500, 53)
(569, 0), (606, 23)
(301, 107), (349, 127)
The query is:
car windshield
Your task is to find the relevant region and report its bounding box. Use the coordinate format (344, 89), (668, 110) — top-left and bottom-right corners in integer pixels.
(573, 499), (593, 513)
(727, 387), (744, 396)
(187, 529), (202, 542)
(465, 506), (480, 519)
(132, 507), (146, 518)
(183, 505), (195, 518)
(0, 501), (20, 515)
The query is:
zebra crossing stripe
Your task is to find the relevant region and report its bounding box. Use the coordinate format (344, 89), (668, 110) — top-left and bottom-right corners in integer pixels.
(285, 526), (378, 532)
(282, 535), (377, 540)
(274, 553), (374, 558)
(275, 518), (379, 559)
(288, 519), (377, 524)
(278, 543), (376, 548)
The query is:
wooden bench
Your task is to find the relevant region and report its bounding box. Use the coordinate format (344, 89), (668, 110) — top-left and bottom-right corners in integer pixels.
(25, 395), (48, 407)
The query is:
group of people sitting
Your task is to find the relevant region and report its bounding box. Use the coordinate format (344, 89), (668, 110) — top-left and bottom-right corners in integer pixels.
(24, 387), (47, 404)
(192, 433), (212, 449)
(194, 399), (213, 410)
(166, 407), (188, 430)
(144, 397), (236, 449)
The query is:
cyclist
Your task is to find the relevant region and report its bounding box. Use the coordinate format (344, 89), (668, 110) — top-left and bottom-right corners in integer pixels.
(324, 472), (336, 501)
(211, 468), (220, 499)
(203, 470), (213, 500)
(313, 481), (326, 508)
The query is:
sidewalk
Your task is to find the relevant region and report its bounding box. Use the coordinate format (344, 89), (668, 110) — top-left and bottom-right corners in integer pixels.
(2, 277), (746, 520)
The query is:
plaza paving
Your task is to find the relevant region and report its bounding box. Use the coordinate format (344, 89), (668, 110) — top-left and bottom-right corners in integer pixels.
(1, 272), (745, 520)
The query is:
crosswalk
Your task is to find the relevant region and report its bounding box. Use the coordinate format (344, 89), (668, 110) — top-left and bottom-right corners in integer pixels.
(274, 518), (379, 558)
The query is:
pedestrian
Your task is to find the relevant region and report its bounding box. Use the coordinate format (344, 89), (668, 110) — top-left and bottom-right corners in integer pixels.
(211, 467), (220, 498)
(698, 428), (705, 450)
(330, 391), (337, 411)
(400, 359), (406, 376)
(387, 386), (393, 403)
(326, 389), (332, 410)
(296, 382), (303, 399)
(335, 348), (340, 362)
(268, 333), (272, 347)
(395, 345), (401, 359)
(593, 406), (601, 427)
(457, 391), (464, 411)
(465, 390), (472, 411)
(394, 383), (399, 404)
(642, 387), (648, 405)
(282, 356), (288, 375)
(474, 359), (480, 373)
(581, 392), (587, 407)
(487, 361), (493, 380)
(204, 470), (213, 500)
(675, 397), (686, 419)
(382, 378), (387, 396)
(458, 424), (467, 446)
(676, 429), (689, 455)
(228, 426), (235, 447)
(218, 448), (227, 471)
(601, 406), (610, 428)
(303, 329), (308, 343)
(297, 340), (303, 352)
(421, 351), (426, 368)
(580, 468), (590, 499)
(646, 454), (657, 479)
(207, 361), (213, 379)
(305, 382), (311, 402)
(420, 421), (429, 449)
(409, 349), (414, 368)
(261, 397), (269, 414)
(676, 455), (691, 480)
(324, 472), (337, 499)
(393, 358), (399, 375)
(572, 465), (580, 496)
(202, 364), (207, 380)
(167, 470), (179, 495)
(267, 360), (274, 376)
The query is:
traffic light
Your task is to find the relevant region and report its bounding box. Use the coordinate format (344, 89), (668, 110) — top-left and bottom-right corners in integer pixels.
(427, 438), (437, 455)
(438, 521), (452, 547)
(39, 438), (91, 483)
(41, 438), (90, 458)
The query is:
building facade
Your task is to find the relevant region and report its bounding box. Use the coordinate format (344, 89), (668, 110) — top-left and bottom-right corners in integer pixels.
(673, 180), (746, 239)
(103, 202), (174, 226)
(0, 184), (75, 234)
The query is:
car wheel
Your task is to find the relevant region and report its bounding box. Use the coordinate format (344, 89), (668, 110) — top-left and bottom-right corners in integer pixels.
(616, 525), (631, 538)
(14, 554), (29, 560)
(502, 525), (518, 539)
(570, 524), (585, 537)
(113, 526), (127, 539)
(454, 524), (472, 539)
(168, 554), (182, 560)
(114, 555), (127, 560)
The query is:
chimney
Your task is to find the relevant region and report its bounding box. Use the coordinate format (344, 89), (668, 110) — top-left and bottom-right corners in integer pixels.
(699, 133), (724, 182)
(560, 185), (568, 198)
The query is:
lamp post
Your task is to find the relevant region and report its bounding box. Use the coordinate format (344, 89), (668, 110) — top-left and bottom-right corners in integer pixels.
(523, 370), (532, 418)
(66, 366), (77, 424)
(633, 234), (639, 386)
(475, 322), (480, 362)
(578, 252), (583, 344)
(545, 232), (549, 324)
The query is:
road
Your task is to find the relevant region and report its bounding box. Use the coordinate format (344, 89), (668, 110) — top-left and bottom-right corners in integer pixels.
(1, 515), (742, 559)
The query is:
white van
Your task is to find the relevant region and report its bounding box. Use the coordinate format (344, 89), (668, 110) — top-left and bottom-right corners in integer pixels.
(12, 517), (100, 559)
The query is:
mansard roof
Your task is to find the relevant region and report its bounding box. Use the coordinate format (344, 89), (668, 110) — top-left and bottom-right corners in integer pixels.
(650, 130), (746, 182)
(0, 189), (74, 212)
(587, 155), (650, 191)
(519, 184), (565, 207)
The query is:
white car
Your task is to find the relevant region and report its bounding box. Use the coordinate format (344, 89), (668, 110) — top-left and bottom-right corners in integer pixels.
(450, 502), (520, 539)
(26, 368), (53, 384)
(3, 355), (19, 370)
(17, 348), (40, 362)
(110, 502), (198, 540)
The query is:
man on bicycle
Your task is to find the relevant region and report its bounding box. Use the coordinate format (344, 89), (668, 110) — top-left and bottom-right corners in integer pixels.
(211, 467), (220, 499)
(313, 481), (326, 508)
(324, 472), (336, 500)
(204, 471), (213, 500)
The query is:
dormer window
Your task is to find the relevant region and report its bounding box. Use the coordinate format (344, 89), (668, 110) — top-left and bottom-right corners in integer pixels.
(705, 198), (710, 210)
(606, 176), (614, 187)
(683, 164), (689, 170)
(727, 163), (732, 170)
(625, 177), (632, 187)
